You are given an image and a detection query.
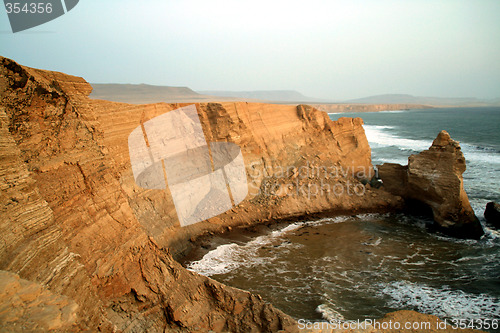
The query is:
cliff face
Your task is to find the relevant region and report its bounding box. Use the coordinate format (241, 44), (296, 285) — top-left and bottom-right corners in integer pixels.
(0, 57), (401, 331)
(378, 131), (484, 239)
(95, 98), (400, 257)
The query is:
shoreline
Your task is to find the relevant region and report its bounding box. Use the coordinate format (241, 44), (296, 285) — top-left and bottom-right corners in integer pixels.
(178, 207), (406, 264)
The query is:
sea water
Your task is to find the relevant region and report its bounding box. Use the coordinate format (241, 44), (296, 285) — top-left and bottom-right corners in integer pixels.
(185, 107), (500, 330)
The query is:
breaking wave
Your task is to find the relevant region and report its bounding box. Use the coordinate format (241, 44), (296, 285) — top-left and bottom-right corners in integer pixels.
(379, 281), (500, 321)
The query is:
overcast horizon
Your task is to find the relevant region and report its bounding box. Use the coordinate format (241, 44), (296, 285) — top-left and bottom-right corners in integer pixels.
(1, 0), (499, 100)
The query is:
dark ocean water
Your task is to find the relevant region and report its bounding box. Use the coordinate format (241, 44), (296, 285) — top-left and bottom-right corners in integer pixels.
(186, 107), (500, 330)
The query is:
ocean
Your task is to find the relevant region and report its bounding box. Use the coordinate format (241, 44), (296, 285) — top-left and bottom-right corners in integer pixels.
(185, 107), (500, 331)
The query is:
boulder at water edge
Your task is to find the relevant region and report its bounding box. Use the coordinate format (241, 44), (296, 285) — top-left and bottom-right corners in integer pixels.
(484, 202), (500, 229)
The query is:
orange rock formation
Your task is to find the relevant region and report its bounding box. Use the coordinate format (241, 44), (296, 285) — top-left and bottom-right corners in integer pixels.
(0, 56), (481, 332)
(378, 131), (483, 239)
(0, 56), (401, 331)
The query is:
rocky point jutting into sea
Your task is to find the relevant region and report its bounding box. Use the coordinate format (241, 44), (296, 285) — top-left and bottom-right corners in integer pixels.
(378, 130), (484, 239)
(0, 56), (485, 332)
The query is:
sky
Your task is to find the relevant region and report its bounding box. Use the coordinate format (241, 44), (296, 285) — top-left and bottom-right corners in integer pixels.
(1, 0), (499, 100)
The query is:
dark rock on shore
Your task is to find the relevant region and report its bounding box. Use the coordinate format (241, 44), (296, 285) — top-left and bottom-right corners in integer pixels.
(484, 202), (500, 229)
(378, 131), (484, 240)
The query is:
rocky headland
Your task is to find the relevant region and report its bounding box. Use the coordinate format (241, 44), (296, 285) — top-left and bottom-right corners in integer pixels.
(0, 56), (483, 332)
(378, 131), (484, 239)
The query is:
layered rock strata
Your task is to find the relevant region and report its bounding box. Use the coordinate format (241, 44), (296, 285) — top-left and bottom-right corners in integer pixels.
(0, 56), (404, 331)
(0, 270), (79, 332)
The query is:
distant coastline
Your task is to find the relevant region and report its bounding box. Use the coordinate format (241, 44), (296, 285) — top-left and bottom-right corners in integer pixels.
(309, 103), (431, 113)
(90, 84), (498, 112)
(89, 84), (432, 112)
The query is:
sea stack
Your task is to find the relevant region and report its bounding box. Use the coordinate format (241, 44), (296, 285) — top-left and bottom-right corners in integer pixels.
(379, 130), (484, 239)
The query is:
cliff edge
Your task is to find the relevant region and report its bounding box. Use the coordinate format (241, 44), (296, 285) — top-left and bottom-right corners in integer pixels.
(0, 56), (304, 331)
(0, 56), (402, 331)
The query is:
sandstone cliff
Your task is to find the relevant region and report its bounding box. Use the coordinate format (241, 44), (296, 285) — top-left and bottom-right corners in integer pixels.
(378, 131), (484, 239)
(0, 56), (404, 331)
(0, 56), (487, 332)
(92, 94), (401, 258)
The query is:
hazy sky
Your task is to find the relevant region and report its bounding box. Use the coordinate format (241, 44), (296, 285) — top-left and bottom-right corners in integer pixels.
(1, 0), (499, 100)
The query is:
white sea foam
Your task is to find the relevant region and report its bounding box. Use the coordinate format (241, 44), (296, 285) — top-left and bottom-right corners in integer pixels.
(377, 110), (407, 113)
(379, 281), (500, 321)
(373, 156), (409, 165)
(365, 125), (500, 166)
(484, 227), (500, 240)
(186, 243), (244, 276)
(187, 222), (306, 276)
(461, 144), (500, 164)
(271, 222), (303, 237)
(363, 125), (431, 152)
(431, 233), (479, 245)
(362, 237), (382, 246)
(357, 213), (391, 220)
(316, 303), (345, 321)
(366, 125), (395, 130)
(187, 216), (356, 277)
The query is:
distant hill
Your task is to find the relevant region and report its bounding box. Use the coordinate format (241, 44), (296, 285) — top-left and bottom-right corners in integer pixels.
(90, 84), (259, 104)
(346, 94), (492, 107)
(199, 90), (326, 103)
(90, 85), (326, 104)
